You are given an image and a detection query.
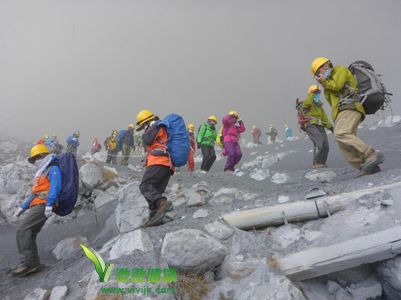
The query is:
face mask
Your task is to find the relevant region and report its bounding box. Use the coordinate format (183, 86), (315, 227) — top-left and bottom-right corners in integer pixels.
(313, 93), (321, 103)
(34, 157), (44, 168)
(323, 68), (332, 79)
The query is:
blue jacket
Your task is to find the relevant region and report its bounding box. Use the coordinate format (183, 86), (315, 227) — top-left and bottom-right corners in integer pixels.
(20, 165), (63, 209)
(285, 128), (293, 139)
(66, 135), (80, 148)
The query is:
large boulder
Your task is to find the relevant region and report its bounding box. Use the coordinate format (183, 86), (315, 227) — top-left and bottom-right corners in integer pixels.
(161, 229), (228, 274)
(109, 230), (153, 260)
(49, 286), (68, 300)
(79, 163), (103, 189)
(23, 287), (50, 300)
(185, 188), (205, 207)
(115, 182), (150, 233)
(53, 237), (88, 260)
(376, 256), (401, 299)
(208, 264), (306, 300)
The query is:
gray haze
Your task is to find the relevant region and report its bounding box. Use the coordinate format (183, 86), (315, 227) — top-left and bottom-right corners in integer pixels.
(1, 0), (400, 150)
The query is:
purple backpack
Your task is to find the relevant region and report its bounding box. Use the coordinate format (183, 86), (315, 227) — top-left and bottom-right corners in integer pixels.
(51, 153), (79, 216)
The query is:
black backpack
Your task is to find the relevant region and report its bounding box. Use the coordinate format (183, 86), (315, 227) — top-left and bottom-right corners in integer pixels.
(348, 60), (392, 115)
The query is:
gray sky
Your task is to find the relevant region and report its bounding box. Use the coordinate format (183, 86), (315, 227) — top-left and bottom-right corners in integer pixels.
(1, 0), (400, 150)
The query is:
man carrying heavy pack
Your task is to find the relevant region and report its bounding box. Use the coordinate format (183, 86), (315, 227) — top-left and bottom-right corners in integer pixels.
(197, 116), (218, 173)
(13, 145), (62, 276)
(120, 124), (136, 166)
(311, 57), (384, 175)
(136, 109), (173, 227)
(299, 85), (333, 168)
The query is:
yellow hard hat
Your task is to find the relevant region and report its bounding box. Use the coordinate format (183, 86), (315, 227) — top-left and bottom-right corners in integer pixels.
(310, 57), (330, 75)
(208, 115), (218, 123)
(284, 124), (288, 128)
(308, 84), (320, 94)
(228, 110), (239, 118)
(43, 134), (49, 139)
(188, 123), (196, 132)
(128, 124), (135, 129)
(112, 130), (118, 135)
(74, 131), (80, 137)
(252, 125), (256, 129)
(136, 109), (155, 126)
(28, 144), (49, 163)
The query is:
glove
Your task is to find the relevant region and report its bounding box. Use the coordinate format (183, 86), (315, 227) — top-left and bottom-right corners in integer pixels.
(329, 127), (334, 133)
(197, 143), (201, 149)
(14, 207), (25, 218)
(237, 118), (242, 122)
(45, 206), (53, 218)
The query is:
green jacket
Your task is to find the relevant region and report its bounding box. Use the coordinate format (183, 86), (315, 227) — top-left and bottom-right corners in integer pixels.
(321, 65), (365, 122)
(302, 93), (333, 129)
(197, 122), (217, 146)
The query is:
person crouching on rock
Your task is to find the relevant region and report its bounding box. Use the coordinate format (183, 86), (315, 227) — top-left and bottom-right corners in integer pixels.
(13, 144), (62, 276)
(136, 109), (173, 227)
(222, 110), (246, 172)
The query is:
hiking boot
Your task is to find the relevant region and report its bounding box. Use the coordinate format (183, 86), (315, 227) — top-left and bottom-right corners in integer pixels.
(361, 151), (384, 174)
(144, 197), (171, 227)
(12, 264), (41, 277)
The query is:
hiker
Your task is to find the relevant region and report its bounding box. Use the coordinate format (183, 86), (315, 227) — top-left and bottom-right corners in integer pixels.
(196, 116), (218, 173)
(49, 135), (63, 155)
(66, 131), (80, 156)
(13, 145), (62, 276)
(311, 57), (384, 175)
(91, 138), (101, 155)
(251, 125), (262, 145)
(298, 85), (333, 168)
(284, 124), (293, 140)
(36, 134), (48, 145)
(104, 130), (118, 164)
(187, 123), (196, 172)
(267, 125), (278, 143)
(222, 111), (245, 172)
(136, 109), (173, 227)
(120, 124), (136, 166)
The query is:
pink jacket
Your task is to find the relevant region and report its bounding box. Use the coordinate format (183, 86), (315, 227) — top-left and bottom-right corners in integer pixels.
(222, 115), (246, 143)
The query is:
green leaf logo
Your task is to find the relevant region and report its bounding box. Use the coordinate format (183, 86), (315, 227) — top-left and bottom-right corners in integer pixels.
(80, 243), (114, 282)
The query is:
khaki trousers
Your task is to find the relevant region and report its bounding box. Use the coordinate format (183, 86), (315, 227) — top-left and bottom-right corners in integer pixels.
(334, 110), (374, 170)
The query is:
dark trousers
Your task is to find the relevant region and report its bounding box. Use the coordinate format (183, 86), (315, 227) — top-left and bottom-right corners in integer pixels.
(305, 124), (329, 164)
(16, 204), (47, 268)
(106, 149), (117, 164)
(139, 165), (172, 211)
(200, 145), (216, 171)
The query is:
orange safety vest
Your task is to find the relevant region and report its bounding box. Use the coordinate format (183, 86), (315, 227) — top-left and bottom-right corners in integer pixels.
(30, 175), (51, 207)
(145, 127), (172, 168)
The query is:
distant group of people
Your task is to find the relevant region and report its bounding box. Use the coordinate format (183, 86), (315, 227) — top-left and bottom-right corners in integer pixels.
(102, 125), (136, 166)
(250, 124), (293, 145)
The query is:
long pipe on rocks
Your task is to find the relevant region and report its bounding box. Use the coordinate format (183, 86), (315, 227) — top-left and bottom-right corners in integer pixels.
(222, 181), (401, 230)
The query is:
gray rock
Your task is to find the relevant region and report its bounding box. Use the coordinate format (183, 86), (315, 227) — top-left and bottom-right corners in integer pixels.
(204, 221), (234, 240)
(172, 196), (187, 207)
(216, 256), (259, 280)
(211, 195), (234, 205)
(186, 189), (205, 207)
(23, 287), (50, 300)
(79, 163), (103, 189)
(52, 237), (88, 260)
(376, 255), (401, 299)
(109, 230), (154, 260)
(305, 169), (336, 183)
(49, 286), (68, 300)
(161, 229), (228, 274)
(208, 264), (306, 300)
(346, 277), (382, 300)
(192, 208), (209, 219)
(115, 182), (150, 233)
(327, 280), (352, 300)
(94, 192), (115, 208)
